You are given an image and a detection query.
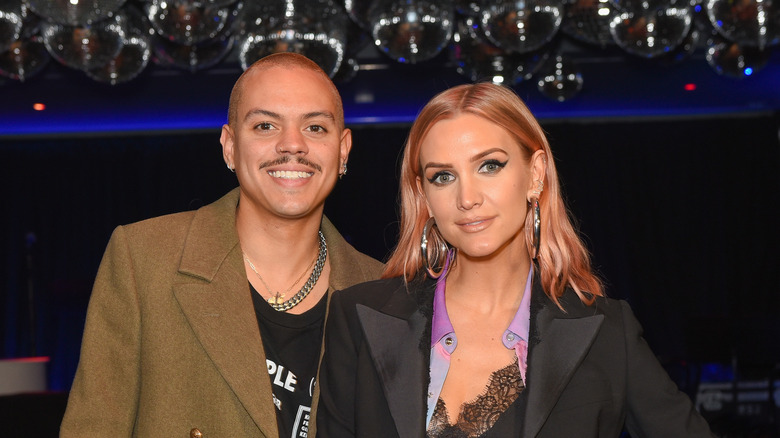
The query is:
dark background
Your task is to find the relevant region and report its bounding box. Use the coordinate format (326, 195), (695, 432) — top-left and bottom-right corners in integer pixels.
(2, 114), (780, 435)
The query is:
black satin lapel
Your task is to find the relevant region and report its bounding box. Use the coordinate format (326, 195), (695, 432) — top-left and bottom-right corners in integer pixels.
(523, 313), (604, 437)
(357, 304), (427, 438)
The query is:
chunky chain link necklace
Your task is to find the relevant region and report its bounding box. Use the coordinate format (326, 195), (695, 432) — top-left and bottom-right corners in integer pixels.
(243, 231), (327, 312)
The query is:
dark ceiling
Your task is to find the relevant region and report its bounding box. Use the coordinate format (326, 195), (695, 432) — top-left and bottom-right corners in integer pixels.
(1, 1), (779, 137)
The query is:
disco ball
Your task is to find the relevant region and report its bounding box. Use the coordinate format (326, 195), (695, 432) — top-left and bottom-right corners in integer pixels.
(706, 35), (771, 77)
(610, 0), (693, 57)
(451, 16), (546, 84)
(239, 0), (347, 76)
(369, 0), (455, 63)
(0, 35), (50, 81)
(87, 35), (150, 84)
(480, 0), (563, 54)
(147, 0), (238, 45)
(707, 0), (779, 49)
(42, 15), (126, 71)
(87, 5), (152, 84)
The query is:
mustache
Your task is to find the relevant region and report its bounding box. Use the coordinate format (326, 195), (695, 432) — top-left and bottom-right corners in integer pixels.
(258, 155), (322, 172)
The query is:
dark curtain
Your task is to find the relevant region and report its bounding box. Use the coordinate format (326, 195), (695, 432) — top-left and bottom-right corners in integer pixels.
(1, 114), (779, 393)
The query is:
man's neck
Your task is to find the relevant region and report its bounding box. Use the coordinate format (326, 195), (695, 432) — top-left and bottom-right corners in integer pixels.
(235, 202), (324, 275)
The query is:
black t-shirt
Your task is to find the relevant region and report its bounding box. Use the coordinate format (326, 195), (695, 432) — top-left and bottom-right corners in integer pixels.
(250, 283), (327, 438)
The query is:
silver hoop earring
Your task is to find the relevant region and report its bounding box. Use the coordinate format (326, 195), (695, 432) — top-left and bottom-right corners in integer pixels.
(339, 162), (347, 180)
(421, 217), (449, 278)
(528, 197), (541, 260)
(227, 163), (235, 173)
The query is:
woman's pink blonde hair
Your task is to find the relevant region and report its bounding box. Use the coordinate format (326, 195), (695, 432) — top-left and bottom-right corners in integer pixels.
(382, 82), (603, 307)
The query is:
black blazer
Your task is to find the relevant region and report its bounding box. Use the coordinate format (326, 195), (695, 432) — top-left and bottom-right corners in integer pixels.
(317, 274), (716, 437)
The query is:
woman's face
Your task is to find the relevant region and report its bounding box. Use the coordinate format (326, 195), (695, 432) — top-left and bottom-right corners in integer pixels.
(418, 113), (539, 261)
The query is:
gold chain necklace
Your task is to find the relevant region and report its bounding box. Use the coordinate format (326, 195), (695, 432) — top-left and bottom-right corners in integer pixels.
(243, 231), (327, 311)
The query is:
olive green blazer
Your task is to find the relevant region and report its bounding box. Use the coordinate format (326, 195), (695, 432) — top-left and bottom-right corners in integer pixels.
(60, 188), (384, 438)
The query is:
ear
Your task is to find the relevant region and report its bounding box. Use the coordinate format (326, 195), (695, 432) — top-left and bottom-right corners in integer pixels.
(339, 128), (353, 168)
(416, 176), (433, 217)
(526, 149), (548, 201)
(220, 124), (235, 169)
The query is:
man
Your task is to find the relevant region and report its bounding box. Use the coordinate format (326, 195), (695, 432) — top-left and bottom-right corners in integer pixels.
(60, 53), (383, 438)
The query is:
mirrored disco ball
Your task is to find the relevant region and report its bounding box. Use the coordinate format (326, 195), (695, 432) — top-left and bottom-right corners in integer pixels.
(610, 0), (693, 57)
(369, 0), (455, 63)
(536, 53), (583, 101)
(147, 0), (236, 45)
(42, 15), (126, 71)
(87, 35), (150, 83)
(451, 16), (545, 84)
(152, 32), (233, 71)
(706, 35), (770, 77)
(239, 0), (347, 76)
(0, 8), (22, 54)
(0, 35), (50, 81)
(27, 0), (127, 26)
(707, 0), (779, 49)
(86, 5), (152, 84)
(239, 29), (345, 76)
(480, 0), (562, 54)
(561, 0), (616, 47)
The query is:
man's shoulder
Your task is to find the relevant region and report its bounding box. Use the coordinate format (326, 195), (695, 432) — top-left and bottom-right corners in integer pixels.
(118, 189), (238, 243)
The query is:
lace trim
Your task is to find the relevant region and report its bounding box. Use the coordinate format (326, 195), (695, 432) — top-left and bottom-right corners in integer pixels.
(427, 357), (524, 438)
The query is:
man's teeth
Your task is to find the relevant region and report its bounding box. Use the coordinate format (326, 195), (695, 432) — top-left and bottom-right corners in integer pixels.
(269, 170), (312, 179)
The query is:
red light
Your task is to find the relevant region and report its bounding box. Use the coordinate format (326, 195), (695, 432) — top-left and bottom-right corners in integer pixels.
(684, 83), (696, 91)
(33, 103), (46, 111)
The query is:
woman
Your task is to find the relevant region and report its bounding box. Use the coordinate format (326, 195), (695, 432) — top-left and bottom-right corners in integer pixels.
(316, 83), (714, 437)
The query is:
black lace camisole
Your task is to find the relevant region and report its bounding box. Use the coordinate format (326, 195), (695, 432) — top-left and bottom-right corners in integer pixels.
(427, 357), (526, 438)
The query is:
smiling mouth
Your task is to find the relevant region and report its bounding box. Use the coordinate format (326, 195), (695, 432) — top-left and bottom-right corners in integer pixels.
(459, 218), (489, 226)
(268, 170), (313, 179)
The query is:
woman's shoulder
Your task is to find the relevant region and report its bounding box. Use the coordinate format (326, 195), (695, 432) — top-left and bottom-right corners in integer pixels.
(334, 276), (409, 307)
(546, 287), (628, 319)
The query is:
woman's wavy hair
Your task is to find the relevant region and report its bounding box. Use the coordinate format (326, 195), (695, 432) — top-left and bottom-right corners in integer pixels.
(382, 83), (603, 307)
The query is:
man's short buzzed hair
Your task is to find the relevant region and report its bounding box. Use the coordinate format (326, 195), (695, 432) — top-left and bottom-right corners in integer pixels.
(227, 53), (345, 130)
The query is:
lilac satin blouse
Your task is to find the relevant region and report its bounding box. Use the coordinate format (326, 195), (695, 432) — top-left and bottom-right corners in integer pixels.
(426, 263), (533, 427)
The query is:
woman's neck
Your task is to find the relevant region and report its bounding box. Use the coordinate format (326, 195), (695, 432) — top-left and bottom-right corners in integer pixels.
(445, 251), (531, 315)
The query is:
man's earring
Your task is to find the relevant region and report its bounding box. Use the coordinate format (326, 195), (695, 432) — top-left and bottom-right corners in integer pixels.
(339, 162), (348, 180)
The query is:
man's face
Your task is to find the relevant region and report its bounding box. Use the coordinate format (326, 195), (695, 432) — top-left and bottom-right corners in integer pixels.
(221, 66), (351, 221)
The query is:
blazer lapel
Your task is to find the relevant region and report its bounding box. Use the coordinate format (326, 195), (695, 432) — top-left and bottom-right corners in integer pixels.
(523, 289), (605, 438)
(172, 189), (280, 438)
(356, 282), (429, 438)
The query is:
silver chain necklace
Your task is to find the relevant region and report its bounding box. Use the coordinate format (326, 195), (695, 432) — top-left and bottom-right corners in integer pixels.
(244, 231), (327, 312)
